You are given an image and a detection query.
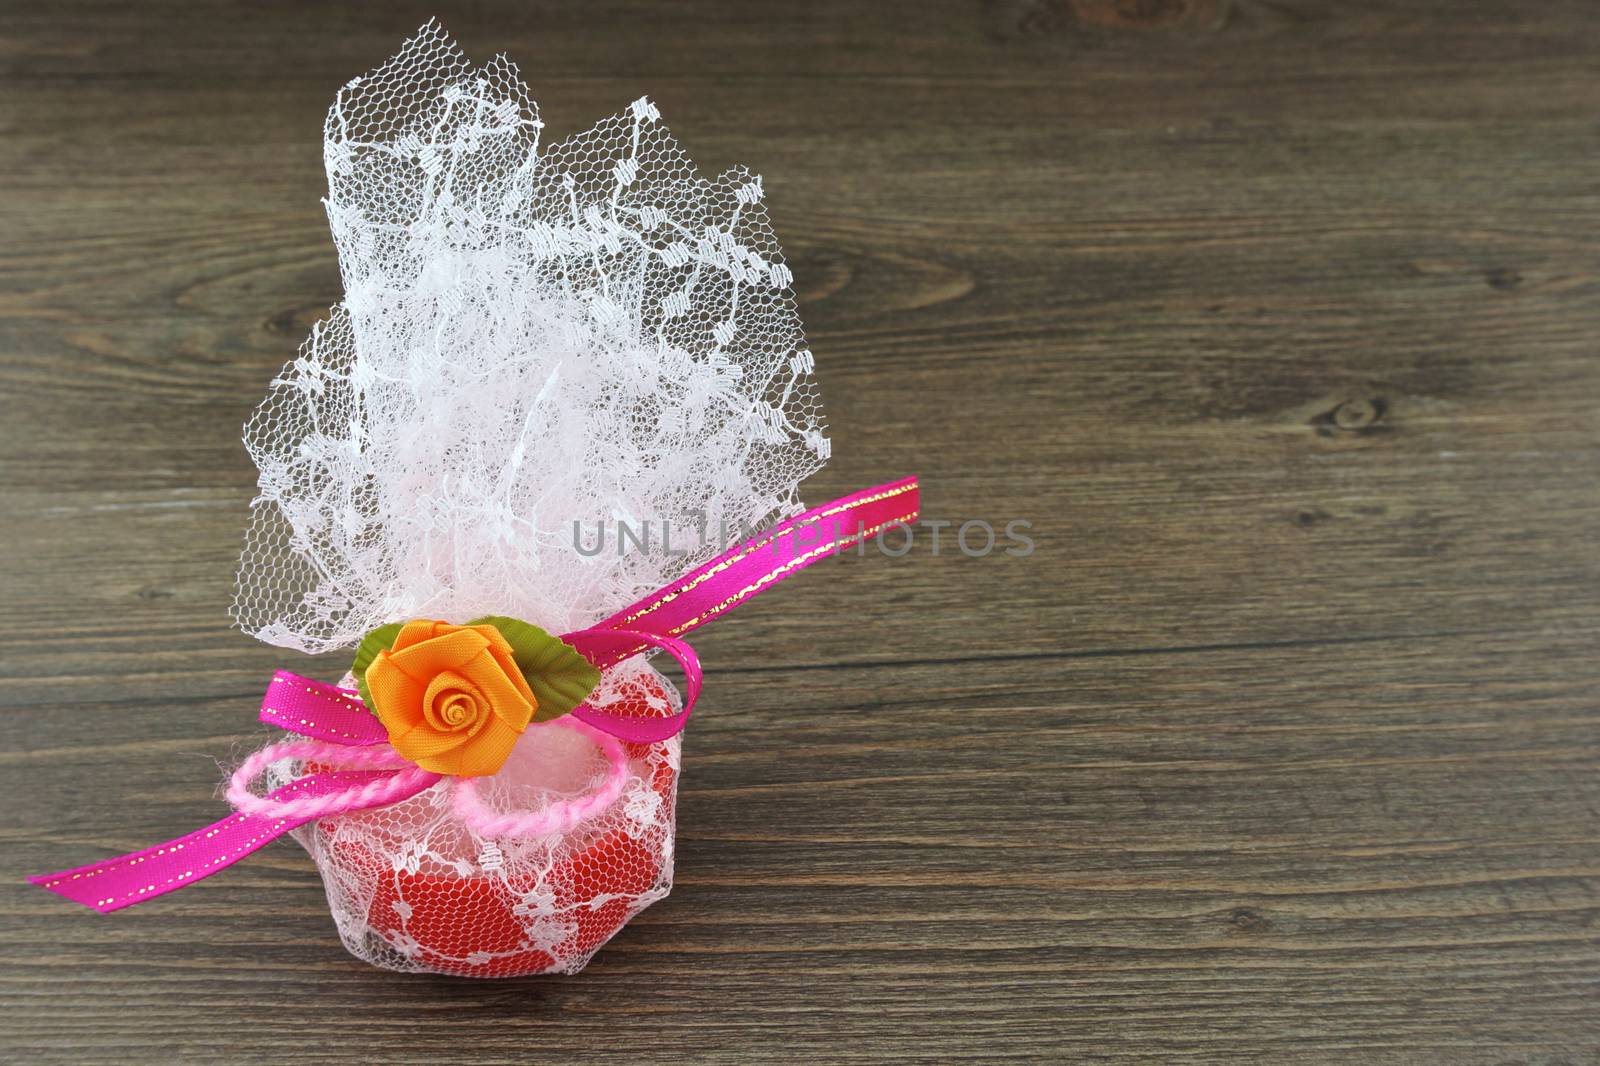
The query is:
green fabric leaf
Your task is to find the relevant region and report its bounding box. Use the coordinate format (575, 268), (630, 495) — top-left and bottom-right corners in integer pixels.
(469, 616), (600, 724)
(351, 621), (404, 713)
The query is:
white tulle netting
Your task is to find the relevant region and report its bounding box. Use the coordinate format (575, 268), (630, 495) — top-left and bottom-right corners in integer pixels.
(234, 18), (826, 653)
(233, 22), (827, 977)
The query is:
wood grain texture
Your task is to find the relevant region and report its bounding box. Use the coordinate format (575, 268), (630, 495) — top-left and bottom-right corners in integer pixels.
(3, 1), (1599, 1062)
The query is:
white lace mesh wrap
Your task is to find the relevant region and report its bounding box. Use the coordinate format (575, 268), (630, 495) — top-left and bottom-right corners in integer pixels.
(270, 659), (682, 977)
(234, 19), (827, 651)
(234, 23), (827, 976)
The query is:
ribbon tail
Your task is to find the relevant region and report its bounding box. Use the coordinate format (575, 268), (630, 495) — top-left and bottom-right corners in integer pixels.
(558, 476), (918, 742)
(30, 769), (431, 913)
(593, 475), (920, 642)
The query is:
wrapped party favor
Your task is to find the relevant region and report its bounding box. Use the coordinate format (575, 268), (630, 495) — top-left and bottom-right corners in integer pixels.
(30, 22), (919, 978)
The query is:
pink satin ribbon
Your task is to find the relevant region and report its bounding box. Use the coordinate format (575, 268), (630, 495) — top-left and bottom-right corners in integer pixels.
(31, 476), (919, 913)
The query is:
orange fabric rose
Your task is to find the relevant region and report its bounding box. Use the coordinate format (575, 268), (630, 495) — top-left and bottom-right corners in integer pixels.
(363, 620), (538, 777)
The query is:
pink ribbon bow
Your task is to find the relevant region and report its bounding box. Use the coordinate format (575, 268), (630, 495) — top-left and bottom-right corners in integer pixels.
(31, 477), (919, 912)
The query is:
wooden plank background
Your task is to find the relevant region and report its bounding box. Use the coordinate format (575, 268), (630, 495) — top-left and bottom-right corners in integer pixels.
(3, 2), (1599, 1061)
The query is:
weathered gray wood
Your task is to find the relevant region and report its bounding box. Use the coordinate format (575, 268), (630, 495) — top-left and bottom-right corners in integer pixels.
(2, 2), (1598, 1062)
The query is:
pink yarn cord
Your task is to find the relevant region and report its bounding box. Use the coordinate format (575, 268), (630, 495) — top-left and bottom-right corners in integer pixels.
(450, 717), (629, 838)
(226, 740), (437, 820)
